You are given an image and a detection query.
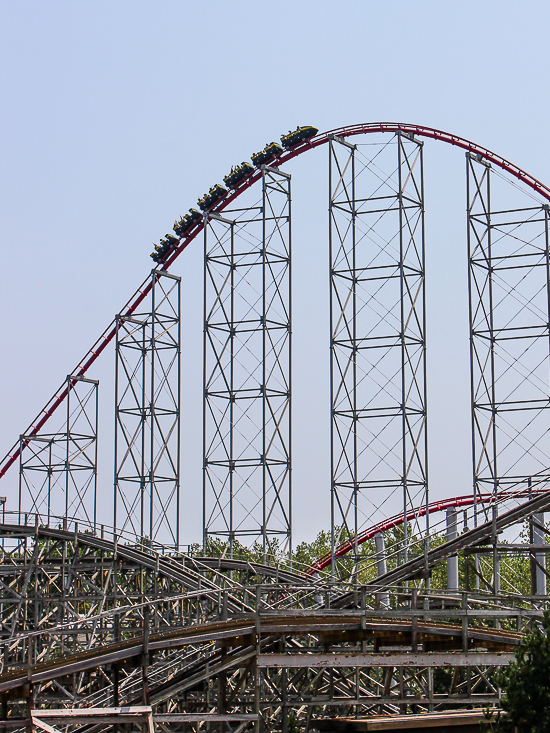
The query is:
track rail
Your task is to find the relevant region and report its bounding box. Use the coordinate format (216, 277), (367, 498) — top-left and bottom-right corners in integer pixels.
(2, 122), (549, 481)
(368, 489), (550, 591)
(0, 523), (237, 596)
(309, 487), (548, 574)
(0, 523), (304, 593)
(0, 612), (522, 694)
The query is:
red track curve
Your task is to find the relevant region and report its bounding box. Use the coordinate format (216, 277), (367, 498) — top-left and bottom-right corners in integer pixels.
(2, 122), (550, 481)
(306, 487), (546, 575)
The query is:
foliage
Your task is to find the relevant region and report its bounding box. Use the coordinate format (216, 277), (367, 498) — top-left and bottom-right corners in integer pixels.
(293, 529), (332, 572)
(287, 712), (300, 733)
(190, 521), (548, 600)
(485, 609), (550, 732)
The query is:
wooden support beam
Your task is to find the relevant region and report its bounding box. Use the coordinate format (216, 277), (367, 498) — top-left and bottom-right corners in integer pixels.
(258, 652), (514, 668)
(30, 718), (61, 733)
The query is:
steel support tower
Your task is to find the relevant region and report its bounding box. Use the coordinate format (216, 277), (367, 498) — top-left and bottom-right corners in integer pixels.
(18, 374), (98, 529)
(203, 166), (292, 560)
(329, 132), (428, 578)
(467, 153), (550, 589)
(114, 270), (181, 549)
(467, 155), (550, 503)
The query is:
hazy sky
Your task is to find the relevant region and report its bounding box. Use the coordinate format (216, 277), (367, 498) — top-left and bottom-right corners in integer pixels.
(1, 0), (550, 544)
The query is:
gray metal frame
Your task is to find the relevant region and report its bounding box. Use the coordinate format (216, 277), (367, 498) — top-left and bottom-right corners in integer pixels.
(203, 166), (292, 560)
(329, 132), (428, 579)
(114, 270), (181, 550)
(467, 154), (550, 517)
(18, 375), (98, 530)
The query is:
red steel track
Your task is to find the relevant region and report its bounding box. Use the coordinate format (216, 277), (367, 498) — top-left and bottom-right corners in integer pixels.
(307, 487), (547, 574)
(2, 122), (550, 481)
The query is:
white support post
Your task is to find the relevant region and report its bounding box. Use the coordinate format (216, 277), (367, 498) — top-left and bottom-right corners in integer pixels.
(375, 533), (389, 608)
(534, 512), (546, 596)
(446, 508), (459, 593)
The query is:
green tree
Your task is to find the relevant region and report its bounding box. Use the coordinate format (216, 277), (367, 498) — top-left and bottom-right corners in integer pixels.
(490, 609), (550, 732)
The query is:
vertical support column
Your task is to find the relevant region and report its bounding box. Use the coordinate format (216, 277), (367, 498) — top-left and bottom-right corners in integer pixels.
(19, 376), (98, 529)
(446, 508), (458, 593)
(217, 648), (227, 733)
(467, 156), (550, 571)
(64, 376), (99, 530)
(374, 533), (389, 607)
(467, 154), (497, 534)
(203, 167), (292, 560)
(375, 533), (387, 577)
(114, 270), (181, 549)
(329, 132), (428, 579)
(19, 436), (53, 524)
(398, 133), (429, 576)
(533, 511), (546, 596)
(329, 134), (358, 578)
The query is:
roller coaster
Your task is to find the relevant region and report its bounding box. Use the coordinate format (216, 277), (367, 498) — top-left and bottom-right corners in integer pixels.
(2, 123), (550, 732)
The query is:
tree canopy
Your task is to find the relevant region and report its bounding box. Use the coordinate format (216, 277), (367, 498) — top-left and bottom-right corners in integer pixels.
(489, 609), (550, 732)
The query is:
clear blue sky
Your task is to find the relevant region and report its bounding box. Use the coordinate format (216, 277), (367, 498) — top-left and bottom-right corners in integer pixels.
(1, 0), (549, 544)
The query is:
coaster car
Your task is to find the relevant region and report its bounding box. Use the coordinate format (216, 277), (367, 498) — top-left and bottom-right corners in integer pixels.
(223, 162), (255, 188)
(251, 142), (283, 167)
(198, 184), (228, 211)
(173, 208), (202, 236)
(150, 234), (178, 263)
(280, 126), (318, 149)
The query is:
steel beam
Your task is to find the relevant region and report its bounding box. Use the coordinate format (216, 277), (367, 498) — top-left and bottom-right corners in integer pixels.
(467, 155), (550, 522)
(114, 270), (181, 549)
(18, 376), (98, 530)
(203, 167), (292, 560)
(329, 132), (428, 581)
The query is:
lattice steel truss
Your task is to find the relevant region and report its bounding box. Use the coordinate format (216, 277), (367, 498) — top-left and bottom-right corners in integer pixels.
(18, 375), (98, 529)
(467, 154), (550, 529)
(203, 167), (291, 559)
(329, 133), (428, 578)
(114, 270), (181, 549)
